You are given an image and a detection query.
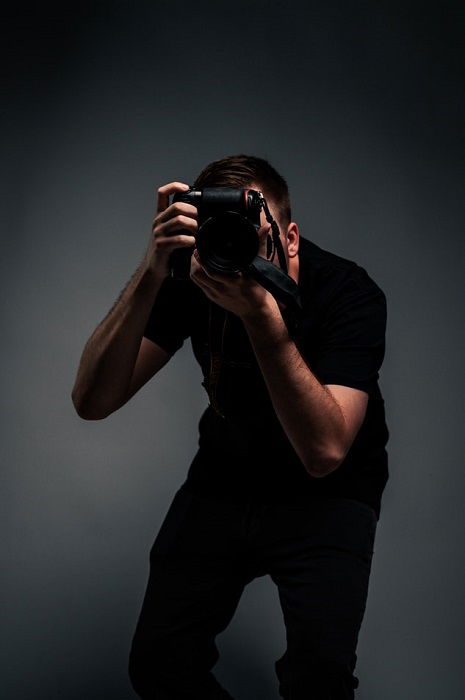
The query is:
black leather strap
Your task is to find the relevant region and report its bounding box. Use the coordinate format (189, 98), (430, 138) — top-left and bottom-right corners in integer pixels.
(246, 256), (302, 314)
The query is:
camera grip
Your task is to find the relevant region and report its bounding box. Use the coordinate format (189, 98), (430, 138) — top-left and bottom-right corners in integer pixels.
(169, 241), (195, 280)
(169, 189), (197, 279)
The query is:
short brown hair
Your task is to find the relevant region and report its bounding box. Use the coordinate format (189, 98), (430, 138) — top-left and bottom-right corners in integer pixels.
(192, 154), (291, 232)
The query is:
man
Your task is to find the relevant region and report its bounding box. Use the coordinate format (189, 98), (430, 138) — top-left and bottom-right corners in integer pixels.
(72, 154), (389, 699)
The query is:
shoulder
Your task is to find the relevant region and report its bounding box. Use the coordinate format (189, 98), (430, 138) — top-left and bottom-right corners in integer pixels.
(298, 236), (386, 307)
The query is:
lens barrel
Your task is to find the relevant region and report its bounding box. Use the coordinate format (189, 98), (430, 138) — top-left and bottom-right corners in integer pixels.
(196, 211), (259, 274)
(169, 188), (261, 279)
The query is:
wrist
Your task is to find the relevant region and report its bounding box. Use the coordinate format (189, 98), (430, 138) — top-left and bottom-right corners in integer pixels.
(140, 256), (167, 285)
(240, 294), (279, 326)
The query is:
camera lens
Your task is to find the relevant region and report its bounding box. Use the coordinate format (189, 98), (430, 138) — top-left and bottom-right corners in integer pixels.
(196, 212), (259, 274)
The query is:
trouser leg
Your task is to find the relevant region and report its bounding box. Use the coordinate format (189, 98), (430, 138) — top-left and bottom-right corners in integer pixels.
(266, 498), (378, 699)
(128, 487), (255, 700)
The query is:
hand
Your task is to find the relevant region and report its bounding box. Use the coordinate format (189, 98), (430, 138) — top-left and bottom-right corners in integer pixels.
(190, 248), (276, 320)
(143, 181), (198, 278)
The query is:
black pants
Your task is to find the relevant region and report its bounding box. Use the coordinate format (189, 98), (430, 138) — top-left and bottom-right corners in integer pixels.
(128, 484), (378, 699)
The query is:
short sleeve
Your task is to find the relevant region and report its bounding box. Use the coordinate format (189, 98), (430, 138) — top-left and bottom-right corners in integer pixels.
(143, 275), (193, 355)
(309, 268), (387, 395)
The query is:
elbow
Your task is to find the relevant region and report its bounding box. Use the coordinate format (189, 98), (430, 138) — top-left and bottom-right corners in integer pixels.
(72, 402), (106, 421)
(304, 448), (345, 479)
(71, 390), (112, 421)
(74, 408), (109, 421)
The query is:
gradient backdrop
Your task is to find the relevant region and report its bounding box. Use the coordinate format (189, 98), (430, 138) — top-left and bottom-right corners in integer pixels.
(2, 2), (464, 698)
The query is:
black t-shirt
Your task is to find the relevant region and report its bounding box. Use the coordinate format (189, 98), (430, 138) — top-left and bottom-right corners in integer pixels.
(143, 236), (389, 519)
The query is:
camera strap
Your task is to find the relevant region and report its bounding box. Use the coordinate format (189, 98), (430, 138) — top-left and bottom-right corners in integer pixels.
(246, 192), (303, 318)
(257, 192), (288, 273)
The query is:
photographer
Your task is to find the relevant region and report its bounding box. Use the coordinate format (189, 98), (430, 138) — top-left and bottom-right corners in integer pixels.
(72, 154), (389, 699)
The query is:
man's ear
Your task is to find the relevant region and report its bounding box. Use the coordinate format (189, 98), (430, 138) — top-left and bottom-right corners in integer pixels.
(286, 223), (300, 257)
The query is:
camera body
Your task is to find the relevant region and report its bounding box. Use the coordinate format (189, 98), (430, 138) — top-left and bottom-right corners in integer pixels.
(169, 187), (263, 280)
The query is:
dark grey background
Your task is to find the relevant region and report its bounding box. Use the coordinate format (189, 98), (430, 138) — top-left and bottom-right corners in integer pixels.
(2, 1), (464, 698)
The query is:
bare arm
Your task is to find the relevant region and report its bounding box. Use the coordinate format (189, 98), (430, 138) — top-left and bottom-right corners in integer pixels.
(241, 297), (368, 477)
(71, 262), (165, 419)
(71, 181), (198, 420)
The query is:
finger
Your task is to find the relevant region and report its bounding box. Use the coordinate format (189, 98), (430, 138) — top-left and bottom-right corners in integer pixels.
(193, 251), (240, 282)
(190, 261), (214, 292)
(259, 222), (272, 234)
(191, 254), (213, 282)
(192, 253), (227, 287)
(156, 182), (190, 215)
(156, 233), (197, 254)
(191, 256), (225, 289)
(160, 214), (197, 236)
(157, 201), (198, 224)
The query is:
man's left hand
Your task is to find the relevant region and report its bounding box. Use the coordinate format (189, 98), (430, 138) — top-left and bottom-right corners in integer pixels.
(190, 248), (276, 320)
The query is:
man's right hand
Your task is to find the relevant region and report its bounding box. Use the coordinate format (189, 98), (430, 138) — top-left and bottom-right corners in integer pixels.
(143, 181), (198, 279)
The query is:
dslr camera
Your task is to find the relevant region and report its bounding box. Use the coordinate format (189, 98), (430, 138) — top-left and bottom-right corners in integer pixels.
(168, 186), (302, 314)
(169, 187), (266, 279)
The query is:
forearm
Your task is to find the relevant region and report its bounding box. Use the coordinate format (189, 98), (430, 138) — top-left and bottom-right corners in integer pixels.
(241, 298), (347, 477)
(71, 260), (163, 419)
